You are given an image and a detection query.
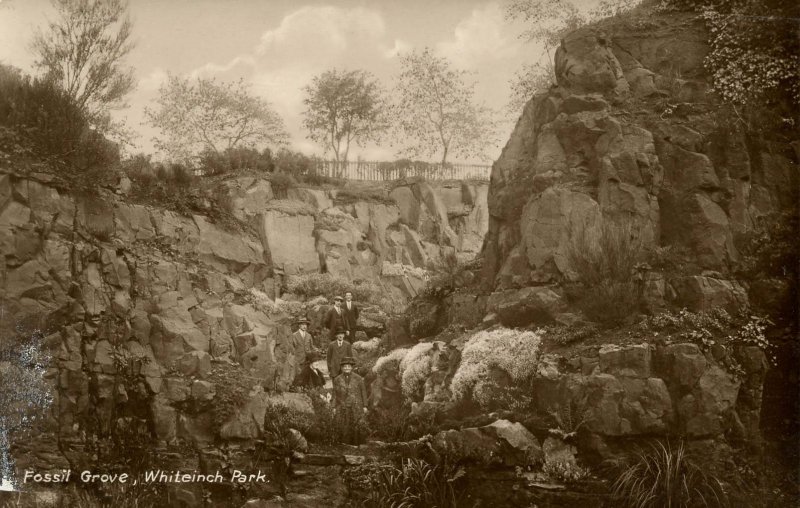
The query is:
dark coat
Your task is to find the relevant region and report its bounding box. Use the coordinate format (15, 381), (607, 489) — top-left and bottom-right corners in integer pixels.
(342, 301), (360, 334)
(326, 339), (353, 379)
(291, 330), (314, 361)
(324, 306), (348, 336)
(333, 372), (367, 410)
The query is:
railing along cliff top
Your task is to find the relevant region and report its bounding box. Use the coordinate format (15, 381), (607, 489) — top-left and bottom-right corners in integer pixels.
(315, 160), (491, 181)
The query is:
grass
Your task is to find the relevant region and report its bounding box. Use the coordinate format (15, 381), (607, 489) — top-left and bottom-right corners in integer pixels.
(610, 440), (729, 508)
(567, 221), (646, 328)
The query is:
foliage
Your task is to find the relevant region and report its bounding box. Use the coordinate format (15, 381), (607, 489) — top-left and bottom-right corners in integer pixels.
(567, 221), (646, 327)
(344, 458), (466, 508)
(334, 187), (396, 206)
(610, 440), (729, 508)
(303, 69), (389, 171)
(394, 48), (499, 165)
(542, 458), (591, 483)
(145, 75), (288, 164)
(31, 0), (136, 126)
(366, 403), (440, 443)
(506, 62), (557, 114)
(206, 363), (258, 434)
(398, 342), (442, 400)
(734, 211), (799, 280)
(262, 401), (313, 452)
(450, 328), (542, 407)
(0, 322), (52, 487)
(373, 348), (410, 376)
(543, 323), (600, 347)
(546, 397), (593, 440)
(420, 250), (473, 301)
(269, 171), (297, 198)
(656, 0), (799, 126)
(122, 156), (204, 216)
(303, 387), (364, 445)
(0, 64), (120, 183)
(285, 273), (384, 304)
(644, 308), (777, 371)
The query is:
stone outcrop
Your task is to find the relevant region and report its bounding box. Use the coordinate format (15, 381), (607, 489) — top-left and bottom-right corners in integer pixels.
(481, 10), (797, 297)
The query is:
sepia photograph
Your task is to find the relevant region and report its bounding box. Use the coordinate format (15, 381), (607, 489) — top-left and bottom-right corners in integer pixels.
(0, 0), (797, 506)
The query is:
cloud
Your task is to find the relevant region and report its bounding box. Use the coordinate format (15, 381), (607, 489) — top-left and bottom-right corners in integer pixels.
(436, 3), (523, 69)
(139, 68), (168, 91)
(256, 6), (386, 63)
(382, 39), (412, 59)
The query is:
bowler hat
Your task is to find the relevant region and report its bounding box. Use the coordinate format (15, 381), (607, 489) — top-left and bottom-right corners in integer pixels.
(334, 326), (346, 335)
(295, 317), (310, 325)
(340, 356), (356, 366)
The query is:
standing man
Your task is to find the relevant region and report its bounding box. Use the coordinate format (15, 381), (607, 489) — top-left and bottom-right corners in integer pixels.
(324, 296), (348, 342)
(342, 291), (359, 341)
(292, 317), (315, 360)
(326, 327), (353, 380)
(332, 356), (368, 445)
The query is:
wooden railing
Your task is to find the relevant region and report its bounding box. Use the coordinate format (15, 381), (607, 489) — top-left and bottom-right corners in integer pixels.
(314, 160), (491, 181)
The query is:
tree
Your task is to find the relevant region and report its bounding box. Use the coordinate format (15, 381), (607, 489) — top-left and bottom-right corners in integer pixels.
(30, 0), (136, 125)
(394, 48), (498, 165)
(302, 69), (389, 173)
(504, 0), (640, 113)
(506, 62), (557, 114)
(145, 75), (289, 164)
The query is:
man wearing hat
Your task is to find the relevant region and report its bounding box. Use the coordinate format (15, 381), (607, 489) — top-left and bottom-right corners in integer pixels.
(324, 296), (349, 342)
(332, 356), (367, 444)
(292, 317), (315, 360)
(326, 327), (353, 380)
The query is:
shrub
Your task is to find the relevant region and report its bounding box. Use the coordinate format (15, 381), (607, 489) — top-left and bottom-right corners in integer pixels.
(373, 347), (410, 376)
(345, 458), (466, 508)
(0, 64), (119, 184)
(567, 221), (646, 327)
(450, 328), (542, 407)
(542, 458), (591, 483)
(284, 273), (382, 304)
(206, 363), (258, 434)
(734, 211), (799, 280)
(269, 171), (297, 198)
(399, 342), (441, 400)
(611, 440), (729, 508)
(334, 187), (395, 205)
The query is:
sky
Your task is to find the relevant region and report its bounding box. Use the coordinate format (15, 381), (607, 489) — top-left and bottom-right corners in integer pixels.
(0, 0), (555, 163)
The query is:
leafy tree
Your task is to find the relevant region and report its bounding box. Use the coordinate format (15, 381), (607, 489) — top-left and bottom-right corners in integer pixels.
(30, 0), (136, 125)
(506, 62), (556, 114)
(504, 0), (640, 112)
(302, 69), (389, 174)
(145, 75), (288, 164)
(394, 48), (498, 165)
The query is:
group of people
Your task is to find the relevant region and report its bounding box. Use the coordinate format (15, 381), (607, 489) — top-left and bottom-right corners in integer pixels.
(289, 291), (367, 444)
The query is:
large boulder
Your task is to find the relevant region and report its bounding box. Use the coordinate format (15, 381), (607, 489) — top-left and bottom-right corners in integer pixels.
(257, 209), (319, 275)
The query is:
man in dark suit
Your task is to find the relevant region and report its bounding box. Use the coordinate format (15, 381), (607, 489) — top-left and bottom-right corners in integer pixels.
(332, 356), (367, 444)
(324, 295), (348, 342)
(342, 291), (359, 340)
(326, 327), (353, 380)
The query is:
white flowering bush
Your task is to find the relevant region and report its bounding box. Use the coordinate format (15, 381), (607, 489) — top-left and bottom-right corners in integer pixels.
(450, 328), (543, 406)
(373, 347), (409, 376)
(399, 342), (442, 399)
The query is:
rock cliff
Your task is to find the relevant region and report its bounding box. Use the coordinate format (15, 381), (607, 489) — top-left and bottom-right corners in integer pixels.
(0, 169), (487, 474)
(481, 11), (797, 305)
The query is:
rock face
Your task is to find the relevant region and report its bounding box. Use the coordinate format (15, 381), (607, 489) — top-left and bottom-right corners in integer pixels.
(1, 170), (489, 475)
(481, 10), (796, 295)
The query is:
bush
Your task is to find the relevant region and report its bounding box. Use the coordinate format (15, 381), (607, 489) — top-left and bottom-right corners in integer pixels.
(334, 187), (395, 206)
(269, 171), (297, 198)
(735, 211), (799, 280)
(345, 458), (466, 508)
(399, 342), (441, 400)
(450, 328), (542, 407)
(0, 64), (119, 184)
(284, 273), (383, 304)
(567, 221), (646, 327)
(610, 440), (728, 508)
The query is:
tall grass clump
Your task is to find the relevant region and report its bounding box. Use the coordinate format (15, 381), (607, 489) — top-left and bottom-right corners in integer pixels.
(450, 327), (542, 407)
(346, 458), (466, 508)
(611, 440), (729, 508)
(567, 221), (645, 327)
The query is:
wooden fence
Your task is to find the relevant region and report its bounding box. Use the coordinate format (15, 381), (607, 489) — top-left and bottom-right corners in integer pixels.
(313, 160), (491, 181)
